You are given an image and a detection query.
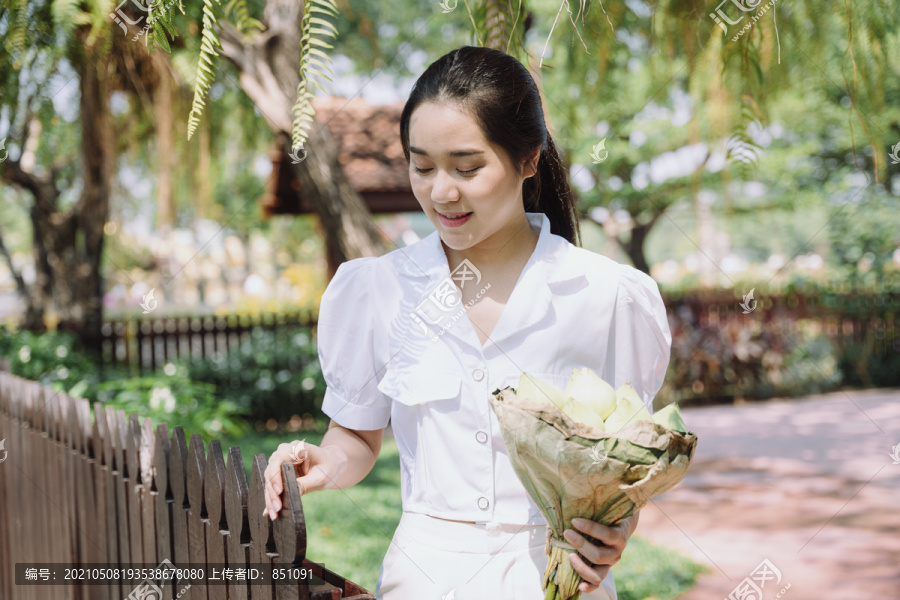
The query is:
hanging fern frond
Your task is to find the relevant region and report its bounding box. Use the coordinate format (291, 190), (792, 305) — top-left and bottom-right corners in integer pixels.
(187, 0), (223, 140)
(6, 0), (28, 69)
(717, 22), (768, 180)
(725, 92), (765, 180)
(290, 0), (339, 154)
(50, 0), (82, 40)
(146, 0), (184, 53)
(223, 0), (263, 37)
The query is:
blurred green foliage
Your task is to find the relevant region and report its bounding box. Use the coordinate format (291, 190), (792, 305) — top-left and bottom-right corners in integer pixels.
(615, 536), (710, 600)
(0, 326), (248, 438)
(827, 189), (900, 284)
(186, 326), (325, 422)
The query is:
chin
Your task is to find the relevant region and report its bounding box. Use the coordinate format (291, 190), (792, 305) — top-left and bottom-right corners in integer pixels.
(439, 234), (472, 248)
(438, 231), (479, 251)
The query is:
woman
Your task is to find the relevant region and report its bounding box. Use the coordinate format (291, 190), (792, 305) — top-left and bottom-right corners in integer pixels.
(263, 46), (672, 600)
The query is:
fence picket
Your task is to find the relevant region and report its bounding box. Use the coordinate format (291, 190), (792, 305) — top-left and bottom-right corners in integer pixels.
(224, 445), (251, 600)
(153, 422), (176, 600)
(126, 413), (145, 568)
(0, 376), (11, 600)
(187, 434), (209, 600)
(141, 417), (158, 569)
(204, 440), (228, 600)
(93, 401), (118, 600)
(169, 426), (192, 599)
(249, 454), (276, 600)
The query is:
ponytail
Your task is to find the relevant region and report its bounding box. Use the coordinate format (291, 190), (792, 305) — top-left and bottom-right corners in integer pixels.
(523, 133), (581, 246)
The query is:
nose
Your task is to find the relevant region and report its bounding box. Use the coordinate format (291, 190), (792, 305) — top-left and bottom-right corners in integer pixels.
(431, 169), (459, 204)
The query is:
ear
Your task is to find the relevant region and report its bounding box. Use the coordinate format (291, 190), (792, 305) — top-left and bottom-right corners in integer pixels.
(523, 147), (541, 178)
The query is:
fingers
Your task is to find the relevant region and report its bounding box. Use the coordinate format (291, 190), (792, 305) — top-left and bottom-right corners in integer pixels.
(264, 476), (282, 519)
(568, 553), (609, 588)
(296, 464), (326, 497)
(562, 528), (621, 567)
(262, 440), (322, 520)
(570, 518), (626, 549)
(263, 445), (292, 520)
(263, 441), (314, 520)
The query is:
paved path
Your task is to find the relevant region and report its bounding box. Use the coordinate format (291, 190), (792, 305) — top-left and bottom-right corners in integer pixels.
(636, 388), (900, 600)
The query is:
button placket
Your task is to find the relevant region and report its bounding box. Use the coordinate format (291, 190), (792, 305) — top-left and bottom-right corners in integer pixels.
(470, 363), (491, 515)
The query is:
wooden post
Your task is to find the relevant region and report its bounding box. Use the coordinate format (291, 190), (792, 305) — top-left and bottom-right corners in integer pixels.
(94, 401), (119, 600)
(187, 434), (209, 600)
(204, 440), (228, 600)
(141, 417), (158, 566)
(154, 422), (175, 600)
(224, 446), (251, 600)
(126, 413), (145, 566)
(170, 427), (192, 599)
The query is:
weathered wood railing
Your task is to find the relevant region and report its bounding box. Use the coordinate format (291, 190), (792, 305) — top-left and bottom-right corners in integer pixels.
(96, 310), (318, 374)
(0, 371), (373, 600)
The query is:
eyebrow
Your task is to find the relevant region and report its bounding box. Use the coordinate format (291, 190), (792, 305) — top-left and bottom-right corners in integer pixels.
(409, 146), (485, 158)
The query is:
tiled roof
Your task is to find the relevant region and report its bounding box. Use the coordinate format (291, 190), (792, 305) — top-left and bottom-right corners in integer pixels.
(310, 96), (411, 192)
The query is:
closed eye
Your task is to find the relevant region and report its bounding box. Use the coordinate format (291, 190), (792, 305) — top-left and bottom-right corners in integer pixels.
(413, 167), (481, 176)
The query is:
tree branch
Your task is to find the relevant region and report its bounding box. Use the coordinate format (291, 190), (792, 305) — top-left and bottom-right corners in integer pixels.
(1, 158), (59, 215)
(0, 223), (28, 299)
(217, 20), (293, 134)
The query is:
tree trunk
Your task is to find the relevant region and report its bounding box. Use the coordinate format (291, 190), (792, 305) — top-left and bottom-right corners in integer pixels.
(216, 0), (386, 279)
(0, 224), (45, 331)
(0, 29), (114, 343)
(618, 222), (653, 274)
(153, 51), (176, 229)
(52, 30), (114, 344)
(615, 209), (665, 275)
(198, 113), (212, 220)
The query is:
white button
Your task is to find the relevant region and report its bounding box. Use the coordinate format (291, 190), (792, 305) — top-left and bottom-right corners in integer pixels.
(475, 431), (488, 443)
(473, 369), (485, 381)
(477, 497), (489, 510)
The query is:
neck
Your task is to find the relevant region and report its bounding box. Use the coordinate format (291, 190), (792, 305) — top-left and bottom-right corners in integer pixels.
(441, 213), (539, 274)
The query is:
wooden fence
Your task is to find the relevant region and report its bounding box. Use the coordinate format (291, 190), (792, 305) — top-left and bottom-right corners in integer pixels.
(660, 285), (898, 402)
(0, 371), (374, 600)
(95, 310), (318, 374)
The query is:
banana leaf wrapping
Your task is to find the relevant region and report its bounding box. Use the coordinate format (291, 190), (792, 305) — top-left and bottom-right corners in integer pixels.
(489, 387), (698, 600)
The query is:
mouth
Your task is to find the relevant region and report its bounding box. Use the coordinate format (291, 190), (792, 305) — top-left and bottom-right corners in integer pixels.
(437, 211), (473, 228)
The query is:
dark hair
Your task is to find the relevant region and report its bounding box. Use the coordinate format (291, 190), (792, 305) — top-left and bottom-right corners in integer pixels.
(399, 45), (581, 246)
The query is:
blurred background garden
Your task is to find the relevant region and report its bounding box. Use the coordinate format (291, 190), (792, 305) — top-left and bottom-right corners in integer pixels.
(0, 0), (898, 597)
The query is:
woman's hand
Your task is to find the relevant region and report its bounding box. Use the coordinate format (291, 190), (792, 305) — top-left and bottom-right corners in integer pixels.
(262, 440), (333, 521)
(562, 510), (640, 594)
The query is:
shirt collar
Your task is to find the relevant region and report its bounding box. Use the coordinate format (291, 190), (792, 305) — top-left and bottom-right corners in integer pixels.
(392, 212), (588, 350)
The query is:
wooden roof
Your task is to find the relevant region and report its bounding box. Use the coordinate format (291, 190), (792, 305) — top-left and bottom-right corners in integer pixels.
(260, 96), (423, 216)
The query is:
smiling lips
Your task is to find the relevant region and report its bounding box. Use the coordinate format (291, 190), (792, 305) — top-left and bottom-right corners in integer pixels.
(437, 211), (473, 228)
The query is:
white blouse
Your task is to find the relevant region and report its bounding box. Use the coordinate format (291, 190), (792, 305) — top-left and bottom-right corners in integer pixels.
(317, 212), (672, 525)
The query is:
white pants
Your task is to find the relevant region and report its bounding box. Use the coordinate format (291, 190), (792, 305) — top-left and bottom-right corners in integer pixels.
(375, 511), (616, 600)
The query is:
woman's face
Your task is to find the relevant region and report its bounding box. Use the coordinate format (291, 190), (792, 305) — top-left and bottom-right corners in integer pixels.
(407, 101), (538, 251)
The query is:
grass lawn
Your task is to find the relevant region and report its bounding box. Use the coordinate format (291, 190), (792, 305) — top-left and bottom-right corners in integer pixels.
(221, 427), (707, 598)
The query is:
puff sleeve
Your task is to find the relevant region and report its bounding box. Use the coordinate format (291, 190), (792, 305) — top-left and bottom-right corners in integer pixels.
(603, 264), (673, 414)
(317, 257), (392, 431)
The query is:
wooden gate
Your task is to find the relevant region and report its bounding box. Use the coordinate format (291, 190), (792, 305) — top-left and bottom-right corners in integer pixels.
(0, 371), (374, 600)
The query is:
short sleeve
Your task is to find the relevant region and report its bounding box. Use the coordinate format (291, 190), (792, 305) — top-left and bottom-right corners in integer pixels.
(603, 264), (673, 414)
(317, 257), (392, 431)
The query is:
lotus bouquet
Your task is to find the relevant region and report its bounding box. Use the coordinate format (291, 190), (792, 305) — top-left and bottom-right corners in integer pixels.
(488, 368), (698, 600)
